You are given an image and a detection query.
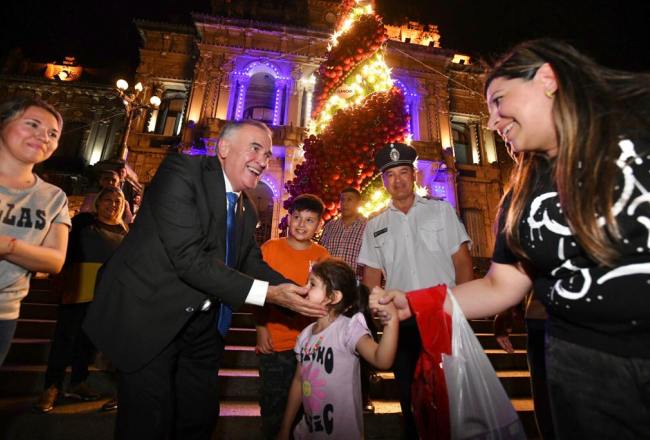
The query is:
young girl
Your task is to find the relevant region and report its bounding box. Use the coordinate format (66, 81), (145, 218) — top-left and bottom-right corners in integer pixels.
(278, 258), (398, 440)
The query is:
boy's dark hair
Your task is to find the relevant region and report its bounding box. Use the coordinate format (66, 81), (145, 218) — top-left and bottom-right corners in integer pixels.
(310, 258), (369, 318)
(289, 194), (325, 217)
(340, 187), (361, 198)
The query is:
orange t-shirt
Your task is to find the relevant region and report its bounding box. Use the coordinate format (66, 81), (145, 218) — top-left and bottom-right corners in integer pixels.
(260, 238), (329, 351)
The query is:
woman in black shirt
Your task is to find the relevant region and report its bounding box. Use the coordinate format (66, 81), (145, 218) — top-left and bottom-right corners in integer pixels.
(373, 39), (650, 439)
(34, 187), (128, 412)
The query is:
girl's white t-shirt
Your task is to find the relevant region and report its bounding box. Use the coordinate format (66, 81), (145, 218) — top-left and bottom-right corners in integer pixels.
(293, 312), (371, 440)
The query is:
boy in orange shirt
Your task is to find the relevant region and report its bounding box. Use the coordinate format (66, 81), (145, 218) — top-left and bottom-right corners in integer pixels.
(255, 194), (329, 439)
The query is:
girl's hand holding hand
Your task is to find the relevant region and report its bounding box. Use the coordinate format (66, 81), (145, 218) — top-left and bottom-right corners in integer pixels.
(370, 287), (413, 322)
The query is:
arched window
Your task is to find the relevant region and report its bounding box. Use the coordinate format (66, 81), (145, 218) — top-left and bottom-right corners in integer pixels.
(250, 181), (275, 245)
(229, 59), (289, 124)
(243, 72), (276, 124)
(452, 121), (472, 164)
(154, 90), (186, 136)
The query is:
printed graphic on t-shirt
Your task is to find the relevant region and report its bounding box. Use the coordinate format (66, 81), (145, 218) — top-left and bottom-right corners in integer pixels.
(526, 140), (650, 305)
(0, 202), (47, 230)
(299, 336), (334, 434)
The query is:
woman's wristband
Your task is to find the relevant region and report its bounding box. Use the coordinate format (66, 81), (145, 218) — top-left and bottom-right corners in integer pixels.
(6, 237), (17, 255)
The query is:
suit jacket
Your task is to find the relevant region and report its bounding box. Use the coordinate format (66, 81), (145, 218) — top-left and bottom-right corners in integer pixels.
(83, 153), (286, 372)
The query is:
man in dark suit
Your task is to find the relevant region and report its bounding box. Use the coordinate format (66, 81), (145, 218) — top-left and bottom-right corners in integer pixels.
(84, 120), (326, 439)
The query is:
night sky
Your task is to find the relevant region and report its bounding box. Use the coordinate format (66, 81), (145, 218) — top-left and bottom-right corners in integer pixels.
(2, 0), (649, 75)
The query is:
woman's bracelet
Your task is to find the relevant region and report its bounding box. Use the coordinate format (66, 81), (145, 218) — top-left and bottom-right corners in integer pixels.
(6, 237), (17, 255)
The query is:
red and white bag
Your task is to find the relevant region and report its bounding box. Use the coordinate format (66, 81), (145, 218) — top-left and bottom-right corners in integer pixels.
(443, 289), (526, 440)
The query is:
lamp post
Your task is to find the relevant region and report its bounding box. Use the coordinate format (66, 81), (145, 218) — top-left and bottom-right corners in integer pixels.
(115, 79), (161, 160)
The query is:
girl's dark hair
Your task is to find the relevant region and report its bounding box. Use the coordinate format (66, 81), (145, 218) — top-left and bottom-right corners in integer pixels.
(310, 258), (369, 318)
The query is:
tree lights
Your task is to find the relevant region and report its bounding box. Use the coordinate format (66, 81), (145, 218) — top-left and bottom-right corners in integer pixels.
(283, 0), (410, 223)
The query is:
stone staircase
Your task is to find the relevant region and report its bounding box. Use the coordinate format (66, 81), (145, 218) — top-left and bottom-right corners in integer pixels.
(0, 278), (539, 439)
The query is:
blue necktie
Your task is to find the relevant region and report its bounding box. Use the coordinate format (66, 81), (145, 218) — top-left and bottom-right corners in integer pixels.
(217, 192), (238, 337)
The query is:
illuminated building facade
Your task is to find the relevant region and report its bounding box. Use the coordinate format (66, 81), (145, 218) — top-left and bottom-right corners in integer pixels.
(112, 1), (512, 257)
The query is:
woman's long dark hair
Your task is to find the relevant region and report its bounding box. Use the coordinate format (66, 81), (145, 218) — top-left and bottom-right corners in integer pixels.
(486, 39), (650, 266)
(310, 258), (369, 318)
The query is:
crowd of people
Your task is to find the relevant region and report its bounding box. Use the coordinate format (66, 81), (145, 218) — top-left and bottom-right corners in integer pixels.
(1, 37), (649, 440)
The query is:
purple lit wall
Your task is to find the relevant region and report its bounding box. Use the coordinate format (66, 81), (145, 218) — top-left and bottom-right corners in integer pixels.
(227, 58), (292, 124)
(416, 159), (456, 209)
(392, 78), (420, 140)
(260, 174), (281, 200)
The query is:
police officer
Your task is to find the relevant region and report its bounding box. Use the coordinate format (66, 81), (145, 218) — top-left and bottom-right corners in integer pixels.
(358, 142), (473, 439)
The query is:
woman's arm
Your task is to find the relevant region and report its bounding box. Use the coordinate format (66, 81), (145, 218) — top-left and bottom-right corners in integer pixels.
(277, 365), (303, 440)
(356, 304), (399, 370)
(0, 223), (69, 273)
(449, 262), (532, 319)
(372, 262), (532, 322)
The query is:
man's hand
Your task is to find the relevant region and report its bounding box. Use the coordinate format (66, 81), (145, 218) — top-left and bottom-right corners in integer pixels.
(255, 325), (275, 354)
(266, 283), (327, 317)
(369, 287), (412, 323)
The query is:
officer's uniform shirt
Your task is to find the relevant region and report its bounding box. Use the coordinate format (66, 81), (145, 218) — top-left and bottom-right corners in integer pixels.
(357, 195), (471, 291)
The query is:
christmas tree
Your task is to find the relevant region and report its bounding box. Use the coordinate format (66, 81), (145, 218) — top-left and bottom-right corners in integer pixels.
(283, 0), (410, 224)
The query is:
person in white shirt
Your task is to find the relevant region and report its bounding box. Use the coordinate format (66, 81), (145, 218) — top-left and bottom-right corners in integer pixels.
(358, 142), (473, 439)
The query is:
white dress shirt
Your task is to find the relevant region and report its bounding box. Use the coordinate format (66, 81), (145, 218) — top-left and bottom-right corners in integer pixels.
(357, 195), (471, 291)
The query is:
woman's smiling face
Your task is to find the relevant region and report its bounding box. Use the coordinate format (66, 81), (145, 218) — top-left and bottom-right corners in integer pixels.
(486, 64), (559, 157)
(0, 106), (61, 165)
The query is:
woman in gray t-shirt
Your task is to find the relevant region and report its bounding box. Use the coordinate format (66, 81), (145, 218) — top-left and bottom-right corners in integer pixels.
(0, 97), (71, 365)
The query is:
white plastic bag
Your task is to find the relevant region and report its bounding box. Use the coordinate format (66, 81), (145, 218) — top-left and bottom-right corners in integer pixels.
(442, 290), (527, 440)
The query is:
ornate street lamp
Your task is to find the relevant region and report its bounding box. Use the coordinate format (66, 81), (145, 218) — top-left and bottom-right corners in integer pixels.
(115, 79), (161, 160)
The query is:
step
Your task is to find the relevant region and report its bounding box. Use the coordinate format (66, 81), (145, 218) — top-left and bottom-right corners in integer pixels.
(14, 319), (56, 339)
(371, 370), (532, 399)
(476, 333), (527, 350)
(22, 290), (61, 304)
(0, 396), (540, 440)
(224, 327), (257, 346)
(487, 349), (529, 370)
(4, 339), (260, 369)
(231, 312), (255, 328)
(30, 277), (61, 290)
(4, 339), (51, 366)
(19, 303), (59, 320)
(11, 317), (256, 343)
(0, 364), (266, 398)
(0, 365), (533, 402)
(469, 319), (526, 334)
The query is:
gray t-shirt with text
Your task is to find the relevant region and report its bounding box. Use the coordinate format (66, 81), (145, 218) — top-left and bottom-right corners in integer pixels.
(0, 176), (71, 319)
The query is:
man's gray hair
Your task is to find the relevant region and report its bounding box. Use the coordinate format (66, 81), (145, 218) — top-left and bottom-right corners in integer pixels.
(219, 120), (273, 142)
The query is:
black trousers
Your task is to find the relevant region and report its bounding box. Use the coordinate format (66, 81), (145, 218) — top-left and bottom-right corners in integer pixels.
(546, 335), (650, 440)
(44, 302), (94, 389)
(393, 317), (421, 440)
(115, 308), (224, 440)
(526, 319), (555, 440)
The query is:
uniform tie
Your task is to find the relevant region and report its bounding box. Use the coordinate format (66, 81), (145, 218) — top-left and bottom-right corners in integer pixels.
(217, 192), (238, 337)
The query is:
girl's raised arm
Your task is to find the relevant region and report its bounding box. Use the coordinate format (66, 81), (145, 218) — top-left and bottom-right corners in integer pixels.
(356, 306), (399, 370)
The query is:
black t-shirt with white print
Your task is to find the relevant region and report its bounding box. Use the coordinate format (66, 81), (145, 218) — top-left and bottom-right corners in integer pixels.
(493, 138), (650, 358)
